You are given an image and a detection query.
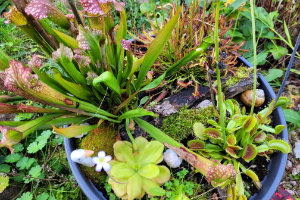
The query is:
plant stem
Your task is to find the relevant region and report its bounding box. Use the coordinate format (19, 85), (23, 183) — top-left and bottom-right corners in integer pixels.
(249, 0), (257, 116)
(214, 0), (226, 147)
(67, 0), (84, 25)
(261, 34), (300, 122)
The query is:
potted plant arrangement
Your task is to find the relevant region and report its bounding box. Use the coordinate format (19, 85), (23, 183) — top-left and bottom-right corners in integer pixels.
(0, 0), (297, 199)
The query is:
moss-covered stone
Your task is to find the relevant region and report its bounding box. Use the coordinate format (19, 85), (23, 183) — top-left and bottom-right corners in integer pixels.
(225, 66), (253, 88)
(78, 123), (118, 186)
(162, 106), (215, 142)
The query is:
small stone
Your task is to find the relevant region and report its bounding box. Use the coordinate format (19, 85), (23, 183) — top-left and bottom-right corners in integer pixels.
(286, 160), (293, 169)
(240, 89), (265, 107)
(293, 141), (300, 158)
(290, 131), (297, 136)
(291, 166), (300, 176)
(163, 149), (182, 168)
(153, 100), (178, 116)
(286, 189), (295, 196)
(196, 100), (212, 109)
(290, 181), (297, 186)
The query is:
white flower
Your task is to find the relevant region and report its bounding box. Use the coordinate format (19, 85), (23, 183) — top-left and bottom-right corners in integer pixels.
(92, 151), (112, 172)
(164, 149), (182, 168)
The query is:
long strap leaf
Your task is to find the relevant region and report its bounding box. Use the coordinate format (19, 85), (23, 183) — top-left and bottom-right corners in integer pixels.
(135, 6), (182, 89)
(134, 117), (181, 148)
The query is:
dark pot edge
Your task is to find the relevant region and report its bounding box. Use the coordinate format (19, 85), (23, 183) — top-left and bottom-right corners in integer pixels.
(64, 57), (288, 200)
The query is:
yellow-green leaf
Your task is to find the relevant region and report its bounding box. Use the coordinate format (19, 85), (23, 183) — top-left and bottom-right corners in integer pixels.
(268, 140), (291, 154)
(0, 175), (9, 193)
(51, 124), (97, 138)
(93, 71), (121, 95)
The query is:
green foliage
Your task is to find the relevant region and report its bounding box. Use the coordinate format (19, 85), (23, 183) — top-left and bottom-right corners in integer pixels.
(27, 130), (52, 154)
(264, 69), (284, 82)
(164, 168), (209, 200)
(16, 157), (36, 170)
(226, 4), (297, 65)
(28, 165), (42, 178)
(16, 192), (33, 200)
(283, 109), (300, 127)
(104, 177), (119, 200)
(0, 128), (85, 199)
(0, 175), (9, 193)
(162, 106), (215, 142)
(5, 153), (23, 163)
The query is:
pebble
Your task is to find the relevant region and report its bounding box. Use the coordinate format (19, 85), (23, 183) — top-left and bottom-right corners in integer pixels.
(290, 131), (297, 136)
(291, 165), (300, 176)
(286, 189), (295, 196)
(286, 160), (292, 169)
(293, 141), (300, 158)
(153, 100), (178, 116)
(290, 181), (297, 186)
(196, 100), (212, 109)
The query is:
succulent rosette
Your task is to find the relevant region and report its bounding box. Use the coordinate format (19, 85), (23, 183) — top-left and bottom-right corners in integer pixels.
(108, 137), (171, 200)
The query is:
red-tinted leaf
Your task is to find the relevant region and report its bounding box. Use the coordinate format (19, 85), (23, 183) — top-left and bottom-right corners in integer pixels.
(225, 146), (238, 158)
(0, 126), (22, 153)
(188, 140), (205, 151)
(226, 135), (236, 145)
(242, 144), (257, 162)
(243, 116), (257, 132)
(203, 128), (222, 139)
(253, 132), (266, 143)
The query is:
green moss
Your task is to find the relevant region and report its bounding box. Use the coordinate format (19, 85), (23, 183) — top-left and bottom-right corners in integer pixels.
(225, 66), (253, 88)
(78, 123), (117, 186)
(162, 106), (215, 142)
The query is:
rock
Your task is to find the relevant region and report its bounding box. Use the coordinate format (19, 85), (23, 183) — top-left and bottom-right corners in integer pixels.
(290, 181), (297, 186)
(293, 141), (300, 158)
(152, 100), (178, 116)
(166, 85), (210, 109)
(291, 165), (300, 176)
(286, 160), (293, 169)
(163, 149), (182, 168)
(240, 89), (265, 107)
(286, 189), (295, 196)
(196, 100), (212, 109)
(290, 131), (297, 136)
(226, 74), (260, 98)
(150, 85), (210, 116)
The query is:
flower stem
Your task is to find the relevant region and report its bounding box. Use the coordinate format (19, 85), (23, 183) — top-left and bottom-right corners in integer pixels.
(249, 0), (257, 116)
(214, 0), (226, 147)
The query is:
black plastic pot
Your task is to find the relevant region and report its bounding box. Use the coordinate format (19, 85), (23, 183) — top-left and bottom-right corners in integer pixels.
(64, 57), (288, 200)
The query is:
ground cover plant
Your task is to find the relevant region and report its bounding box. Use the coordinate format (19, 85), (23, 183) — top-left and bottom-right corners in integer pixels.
(0, 0), (299, 199)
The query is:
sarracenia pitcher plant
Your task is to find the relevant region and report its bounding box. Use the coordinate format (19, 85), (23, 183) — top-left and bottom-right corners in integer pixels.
(0, 0), (183, 151)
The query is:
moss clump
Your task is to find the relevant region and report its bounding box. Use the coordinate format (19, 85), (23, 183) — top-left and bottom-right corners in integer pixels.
(78, 123), (117, 186)
(225, 66), (253, 88)
(162, 106), (215, 142)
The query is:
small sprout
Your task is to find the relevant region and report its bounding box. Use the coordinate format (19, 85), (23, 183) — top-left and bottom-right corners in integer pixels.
(164, 149), (182, 168)
(92, 151), (112, 172)
(71, 149), (95, 167)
